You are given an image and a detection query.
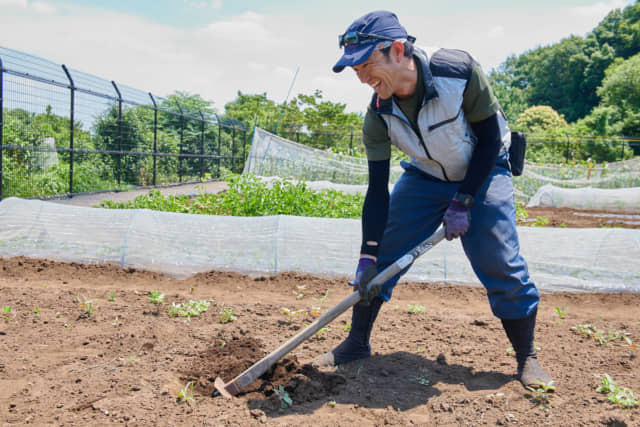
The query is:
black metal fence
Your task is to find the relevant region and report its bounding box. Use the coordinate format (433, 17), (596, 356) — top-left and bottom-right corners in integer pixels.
(0, 46), (248, 200)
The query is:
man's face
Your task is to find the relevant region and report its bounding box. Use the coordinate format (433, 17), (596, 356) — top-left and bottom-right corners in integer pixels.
(351, 49), (398, 100)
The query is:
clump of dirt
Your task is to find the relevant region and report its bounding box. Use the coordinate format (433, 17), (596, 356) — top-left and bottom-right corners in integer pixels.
(182, 334), (346, 410)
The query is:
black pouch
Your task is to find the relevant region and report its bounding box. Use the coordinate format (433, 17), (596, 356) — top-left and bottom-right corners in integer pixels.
(509, 131), (527, 176)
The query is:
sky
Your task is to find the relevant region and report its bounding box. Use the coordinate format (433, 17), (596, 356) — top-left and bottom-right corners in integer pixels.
(0, 0), (635, 115)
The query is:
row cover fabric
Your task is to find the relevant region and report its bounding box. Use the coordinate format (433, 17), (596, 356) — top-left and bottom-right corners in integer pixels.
(0, 197), (638, 293)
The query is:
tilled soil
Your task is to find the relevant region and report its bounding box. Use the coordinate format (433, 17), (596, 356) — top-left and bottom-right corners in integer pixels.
(0, 256), (638, 426)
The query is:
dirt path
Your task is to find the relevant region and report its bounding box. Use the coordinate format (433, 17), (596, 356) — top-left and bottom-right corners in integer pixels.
(0, 257), (638, 426)
(50, 181), (229, 208)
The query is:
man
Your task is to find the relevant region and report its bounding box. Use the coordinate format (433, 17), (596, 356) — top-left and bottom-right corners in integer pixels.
(313, 10), (553, 390)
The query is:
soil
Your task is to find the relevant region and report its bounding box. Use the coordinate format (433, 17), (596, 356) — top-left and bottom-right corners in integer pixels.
(3, 188), (640, 426)
(0, 249), (639, 426)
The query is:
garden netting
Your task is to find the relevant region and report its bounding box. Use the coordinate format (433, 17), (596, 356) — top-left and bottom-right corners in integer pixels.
(0, 197), (638, 293)
(245, 128), (640, 209)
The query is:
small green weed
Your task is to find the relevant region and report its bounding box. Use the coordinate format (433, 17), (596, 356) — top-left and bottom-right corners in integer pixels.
(408, 304), (425, 314)
(341, 322), (351, 332)
(554, 307), (567, 319)
(219, 307), (238, 323)
(281, 307), (306, 322)
(3, 306), (11, 314)
(313, 290), (330, 304)
(533, 216), (550, 227)
(572, 323), (632, 346)
(596, 374), (638, 410)
(177, 381), (196, 403)
(526, 381), (555, 410)
(76, 295), (94, 316)
(147, 290), (165, 304)
(273, 385), (293, 408)
(515, 203), (529, 223)
(108, 293), (115, 302)
(33, 306), (40, 317)
(168, 300), (211, 319)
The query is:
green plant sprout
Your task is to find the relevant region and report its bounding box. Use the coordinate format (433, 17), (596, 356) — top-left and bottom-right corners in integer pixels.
(76, 295), (93, 316)
(572, 323), (632, 346)
(147, 290), (165, 304)
(313, 290), (330, 303)
(341, 322), (351, 332)
(273, 385), (293, 408)
(219, 307), (238, 323)
(281, 307), (306, 322)
(515, 203), (529, 222)
(108, 293), (115, 302)
(177, 381), (196, 404)
(168, 300), (211, 319)
(408, 304), (425, 314)
(315, 326), (331, 335)
(293, 284), (306, 300)
(526, 381), (555, 410)
(554, 307), (567, 319)
(533, 216), (550, 227)
(3, 305), (11, 321)
(33, 306), (40, 317)
(596, 374), (639, 410)
(328, 400), (336, 407)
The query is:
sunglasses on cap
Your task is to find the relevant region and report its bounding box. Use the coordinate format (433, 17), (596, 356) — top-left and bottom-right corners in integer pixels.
(338, 31), (416, 48)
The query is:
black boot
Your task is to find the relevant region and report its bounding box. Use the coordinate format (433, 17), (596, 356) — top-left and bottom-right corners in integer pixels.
(313, 297), (383, 367)
(501, 308), (554, 390)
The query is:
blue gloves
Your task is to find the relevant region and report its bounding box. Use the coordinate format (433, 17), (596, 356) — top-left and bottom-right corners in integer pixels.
(443, 199), (471, 240)
(348, 257), (380, 305)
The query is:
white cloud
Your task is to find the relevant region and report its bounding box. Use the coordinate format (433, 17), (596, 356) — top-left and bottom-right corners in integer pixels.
(204, 12), (275, 43)
(0, 0), (27, 7)
(31, 1), (56, 14)
(0, 2), (634, 115)
(571, 0), (629, 18)
(487, 25), (504, 40)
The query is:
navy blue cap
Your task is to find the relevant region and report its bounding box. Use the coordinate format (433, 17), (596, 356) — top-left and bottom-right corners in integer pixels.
(333, 11), (409, 73)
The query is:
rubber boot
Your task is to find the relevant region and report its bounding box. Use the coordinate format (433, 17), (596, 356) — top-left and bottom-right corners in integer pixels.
(313, 297), (383, 367)
(501, 308), (555, 390)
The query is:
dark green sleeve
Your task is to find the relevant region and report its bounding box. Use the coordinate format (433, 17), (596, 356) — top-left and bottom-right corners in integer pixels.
(462, 63), (500, 123)
(362, 107), (392, 161)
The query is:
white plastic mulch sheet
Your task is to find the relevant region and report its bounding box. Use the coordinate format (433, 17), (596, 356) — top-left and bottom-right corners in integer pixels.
(0, 197), (638, 293)
(527, 183), (640, 212)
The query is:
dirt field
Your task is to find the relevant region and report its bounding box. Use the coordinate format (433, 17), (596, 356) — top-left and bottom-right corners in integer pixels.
(1, 201), (639, 426)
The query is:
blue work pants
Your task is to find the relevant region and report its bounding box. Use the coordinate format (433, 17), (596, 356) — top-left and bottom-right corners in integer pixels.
(376, 156), (539, 319)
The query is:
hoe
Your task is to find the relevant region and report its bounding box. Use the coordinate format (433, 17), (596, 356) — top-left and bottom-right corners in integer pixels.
(214, 226), (446, 398)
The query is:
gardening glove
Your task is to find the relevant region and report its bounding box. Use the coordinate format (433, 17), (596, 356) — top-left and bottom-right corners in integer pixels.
(443, 199), (471, 241)
(348, 257), (380, 305)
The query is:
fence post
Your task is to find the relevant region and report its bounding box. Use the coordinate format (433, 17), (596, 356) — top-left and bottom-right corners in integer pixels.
(620, 135), (625, 161)
(242, 124), (247, 172)
(350, 126), (354, 154)
(0, 56), (3, 200)
(215, 113), (221, 177)
(174, 100), (184, 183)
(62, 65), (75, 196)
(565, 133), (570, 163)
(198, 109), (205, 180)
(232, 125), (237, 173)
(111, 81), (123, 186)
(149, 93), (158, 186)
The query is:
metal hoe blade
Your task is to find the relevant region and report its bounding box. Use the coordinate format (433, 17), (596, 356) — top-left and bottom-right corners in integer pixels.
(214, 226), (446, 398)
